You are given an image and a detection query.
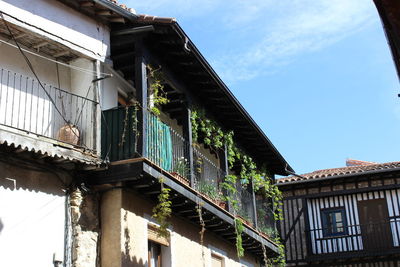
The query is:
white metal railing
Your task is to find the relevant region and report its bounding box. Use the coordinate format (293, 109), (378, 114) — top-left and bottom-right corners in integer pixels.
(0, 68), (98, 151)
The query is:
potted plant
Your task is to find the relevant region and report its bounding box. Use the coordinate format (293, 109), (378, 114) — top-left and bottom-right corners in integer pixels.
(197, 181), (226, 209)
(170, 157), (190, 186)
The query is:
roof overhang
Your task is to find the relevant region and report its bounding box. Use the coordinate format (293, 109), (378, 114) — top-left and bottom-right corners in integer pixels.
(57, 0), (294, 175)
(374, 0), (400, 80)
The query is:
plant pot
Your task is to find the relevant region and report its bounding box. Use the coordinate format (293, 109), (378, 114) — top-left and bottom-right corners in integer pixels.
(57, 124), (80, 145)
(238, 215), (253, 227)
(216, 200), (227, 210)
(170, 172), (190, 186)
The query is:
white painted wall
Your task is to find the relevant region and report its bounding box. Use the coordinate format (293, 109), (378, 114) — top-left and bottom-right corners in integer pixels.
(0, 169), (67, 267)
(0, 41), (71, 90)
(0, 0), (110, 60)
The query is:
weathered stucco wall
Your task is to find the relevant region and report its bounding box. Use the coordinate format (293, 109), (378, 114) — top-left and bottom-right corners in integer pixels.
(0, 160), (70, 267)
(101, 188), (258, 267)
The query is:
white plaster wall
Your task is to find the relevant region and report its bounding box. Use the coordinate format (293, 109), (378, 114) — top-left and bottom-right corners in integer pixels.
(120, 191), (258, 267)
(0, 167), (67, 267)
(0, 42), (71, 90)
(0, 0), (110, 60)
(70, 58), (95, 98)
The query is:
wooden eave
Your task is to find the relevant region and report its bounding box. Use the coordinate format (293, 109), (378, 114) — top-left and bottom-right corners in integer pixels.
(374, 0), (400, 80)
(111, 22), (292, 175)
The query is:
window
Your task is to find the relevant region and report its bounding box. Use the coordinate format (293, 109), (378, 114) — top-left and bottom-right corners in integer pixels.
(211, 253), (224, 267)
(148, 241), (162, 267)
(321, 208), (348, 237)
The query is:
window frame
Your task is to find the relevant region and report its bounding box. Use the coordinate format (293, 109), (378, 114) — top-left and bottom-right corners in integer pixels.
(211, 252), (225, 267)
(148, 240), (162, 267)
(321, 207), (348, 237)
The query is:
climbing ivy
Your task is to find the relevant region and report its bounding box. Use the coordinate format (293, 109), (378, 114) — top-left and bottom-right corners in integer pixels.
(148, 65), (169, 115)
(191, 107), (285, 260)
(152, 178), (172, 238)
(234, 218), (244, 258)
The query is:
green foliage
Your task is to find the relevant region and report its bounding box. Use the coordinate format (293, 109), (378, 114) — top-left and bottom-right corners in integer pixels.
(173, 157), (189, 177)
(148, 65), (169, 115)
(234, 218), (244, 258)
(191, 107), (284, 220)
(191, 107), (285, 260)
(198, 180), (221, 201)
(152, 178), (172, 238)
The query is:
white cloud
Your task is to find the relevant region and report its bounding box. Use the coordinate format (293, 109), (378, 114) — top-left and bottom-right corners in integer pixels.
(214, 0), (377, 82)
(125, 0), (378, 83)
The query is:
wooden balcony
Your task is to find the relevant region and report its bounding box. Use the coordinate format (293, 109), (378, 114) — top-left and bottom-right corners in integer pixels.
(98, 105), (280, 259)
(306, 220), (400, 262)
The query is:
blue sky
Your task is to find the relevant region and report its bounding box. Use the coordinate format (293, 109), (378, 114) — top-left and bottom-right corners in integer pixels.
(125, 0), (400, 174)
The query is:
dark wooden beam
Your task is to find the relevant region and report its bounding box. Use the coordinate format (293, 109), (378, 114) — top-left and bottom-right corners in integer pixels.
(135, 39), (148, 156)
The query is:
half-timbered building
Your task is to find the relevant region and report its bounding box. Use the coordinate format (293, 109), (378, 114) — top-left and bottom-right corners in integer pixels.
(278, 160), (400, 266)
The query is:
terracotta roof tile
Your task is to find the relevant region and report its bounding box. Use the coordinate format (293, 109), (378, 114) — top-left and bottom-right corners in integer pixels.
(102, 0), (176, 23)
(278, 161), (400, 184)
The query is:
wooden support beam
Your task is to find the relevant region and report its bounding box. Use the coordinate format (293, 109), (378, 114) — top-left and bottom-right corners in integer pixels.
(171, 200), (189, 207)
(182, 105), (195, 187)
(33, 41), (48, 49)
(112, 26), (155, 36)
(14, 33), (27, 39)
(109, 17), (125, 23)
(80, 1), (94, 7)
(135, 39), (148, 157)
(54, 51), (69, 58)
(207, 221), (224, 228)
(251, 180), (258, 229)
(96, 10), (113, 16)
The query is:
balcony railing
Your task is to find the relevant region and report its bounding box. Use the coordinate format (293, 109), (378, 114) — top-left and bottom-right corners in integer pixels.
(193, 147), (226, 206)
(101, 106), (277, 235)
(0, 68), (98, 151)
(146, 111), (190, 183)
(307, 220), (400, 257)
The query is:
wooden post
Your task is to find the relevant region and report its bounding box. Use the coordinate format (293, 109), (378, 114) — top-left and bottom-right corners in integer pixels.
(135, 39), (148, 157)
(94, 60), (102, 156)
(182, 105), (195, 186)
(251, 180), (258, 229)
(302, 197), (312, 258)
(220, 143), (230, 211)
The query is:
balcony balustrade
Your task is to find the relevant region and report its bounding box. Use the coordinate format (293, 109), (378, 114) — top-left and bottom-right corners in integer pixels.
(0, 68), (98, 151)
(307, 220), (400, 259)
(101, 105), (276, 237)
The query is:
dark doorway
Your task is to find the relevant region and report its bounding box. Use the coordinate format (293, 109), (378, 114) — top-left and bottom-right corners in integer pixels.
(357, 198), (392, 250)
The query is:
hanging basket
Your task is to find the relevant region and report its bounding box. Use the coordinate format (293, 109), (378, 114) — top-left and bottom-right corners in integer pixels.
(57, 124), (80, 145)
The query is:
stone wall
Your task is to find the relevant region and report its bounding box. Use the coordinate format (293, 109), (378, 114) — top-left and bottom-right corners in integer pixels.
(70, 187), (100, 267)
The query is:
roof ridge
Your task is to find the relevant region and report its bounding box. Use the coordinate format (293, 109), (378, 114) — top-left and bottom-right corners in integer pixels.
(278, 161), (400, 184)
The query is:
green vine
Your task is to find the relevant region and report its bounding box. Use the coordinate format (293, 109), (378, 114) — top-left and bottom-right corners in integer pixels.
(119, 103), (140, 148)
(148, 65), (169, 115)
(234, 218), (244, 258)
(191, 107), (285, 261)
(152, 178), (172, 238)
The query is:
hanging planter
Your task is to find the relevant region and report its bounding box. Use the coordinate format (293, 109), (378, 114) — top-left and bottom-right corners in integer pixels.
(57, 123), (80, 145)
